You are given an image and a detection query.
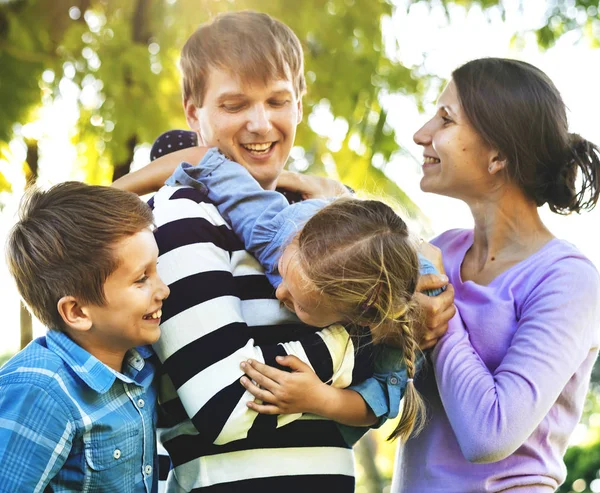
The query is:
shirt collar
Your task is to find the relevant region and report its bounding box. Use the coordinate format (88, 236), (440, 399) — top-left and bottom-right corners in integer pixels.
(45, 331), (153, 394)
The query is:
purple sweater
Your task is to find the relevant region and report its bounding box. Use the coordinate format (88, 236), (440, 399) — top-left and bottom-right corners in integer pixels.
(394, 229), (600, 493)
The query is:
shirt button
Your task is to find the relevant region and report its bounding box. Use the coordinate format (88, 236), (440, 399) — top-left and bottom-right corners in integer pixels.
(144, 465), (153, 475)
(137, 399), (145, 408)
(389, 376), (399, 385)
(113, 449), (121, 459)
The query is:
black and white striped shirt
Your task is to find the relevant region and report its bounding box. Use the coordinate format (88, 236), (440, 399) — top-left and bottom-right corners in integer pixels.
(151, 184), (374, 492)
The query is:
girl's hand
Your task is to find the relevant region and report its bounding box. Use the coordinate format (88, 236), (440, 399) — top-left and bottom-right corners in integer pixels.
(240, 356), (330, 415)
(276, 171), (350, 200)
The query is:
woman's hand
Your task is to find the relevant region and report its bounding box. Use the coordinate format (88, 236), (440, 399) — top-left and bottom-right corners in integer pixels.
(240, 356), (330, 415)
(419, 241), (446, 276)
(415, 275), (456, 350)
(276, 171), (350, 200)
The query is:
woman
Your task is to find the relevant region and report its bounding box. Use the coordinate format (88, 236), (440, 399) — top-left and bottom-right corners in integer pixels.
(393, 58), (600, 492)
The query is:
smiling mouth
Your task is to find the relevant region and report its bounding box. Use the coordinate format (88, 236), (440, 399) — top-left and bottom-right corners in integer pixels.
(143, 309), (162, 320)
(424, 156), (440, 165)
(241, 142), (276, 156)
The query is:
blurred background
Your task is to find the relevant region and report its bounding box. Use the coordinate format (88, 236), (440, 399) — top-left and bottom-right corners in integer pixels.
(1, 0), (600, 491)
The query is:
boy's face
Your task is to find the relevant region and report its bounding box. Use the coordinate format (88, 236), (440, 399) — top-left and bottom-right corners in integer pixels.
(185, 68), (303, 191)
(85, 229), (170, 352)
(275, 242), (346, 328)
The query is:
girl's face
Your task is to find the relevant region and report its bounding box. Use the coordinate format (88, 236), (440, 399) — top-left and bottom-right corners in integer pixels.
(276, 242), (346, 328)
(413, 80), (498, 201)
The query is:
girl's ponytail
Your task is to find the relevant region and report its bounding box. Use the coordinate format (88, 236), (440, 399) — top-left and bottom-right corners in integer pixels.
(387, 304), (426, 442)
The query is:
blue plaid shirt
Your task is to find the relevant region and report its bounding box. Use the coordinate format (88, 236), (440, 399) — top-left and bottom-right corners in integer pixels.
(0, 330), (158, 493)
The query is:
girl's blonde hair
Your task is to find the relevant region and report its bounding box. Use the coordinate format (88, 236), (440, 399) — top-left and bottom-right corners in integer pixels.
(296, 197), (426, 441)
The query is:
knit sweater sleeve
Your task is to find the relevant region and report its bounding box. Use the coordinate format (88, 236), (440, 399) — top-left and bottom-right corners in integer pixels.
(432, 254), (600, 463)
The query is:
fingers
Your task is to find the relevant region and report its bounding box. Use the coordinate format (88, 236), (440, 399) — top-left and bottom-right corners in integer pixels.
(275, 355), (309, 372)
(240, 361), (281, 390)
(240, 376), (276, 402)
(246, 400), (282, 415)
(416, 273), (449, 293)
(241, 359), (288, 383)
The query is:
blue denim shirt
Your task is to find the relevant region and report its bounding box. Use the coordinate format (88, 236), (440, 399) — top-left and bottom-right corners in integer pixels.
(168, 148), (441, 445)
(0, 331), (158, 492)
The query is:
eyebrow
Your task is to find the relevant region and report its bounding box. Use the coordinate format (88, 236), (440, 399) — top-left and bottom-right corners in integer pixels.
(216, 92), (247, 103)
(441, 105), (458, 118)
(269, 90), (293, 98)
(217, 89), (293, 103)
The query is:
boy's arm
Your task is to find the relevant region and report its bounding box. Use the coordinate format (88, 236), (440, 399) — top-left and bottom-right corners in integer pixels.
(152, 184), (372, 445)
(111, 147), (210, 195)
(0, 382), (73, 490)
(169, 149), (327, 285)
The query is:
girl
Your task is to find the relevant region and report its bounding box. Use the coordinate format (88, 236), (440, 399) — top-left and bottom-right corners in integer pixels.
(114, 145), (441, 442)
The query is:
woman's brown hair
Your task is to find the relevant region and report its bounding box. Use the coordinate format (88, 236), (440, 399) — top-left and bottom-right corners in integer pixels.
(453, 57), (600, 214)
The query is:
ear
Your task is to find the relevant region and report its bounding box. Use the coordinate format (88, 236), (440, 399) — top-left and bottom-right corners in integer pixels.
(296, 98), (303, 124)
(57, 296), (93, 333)
(488, 151), (507, 175)
(184, 98), (200, 132)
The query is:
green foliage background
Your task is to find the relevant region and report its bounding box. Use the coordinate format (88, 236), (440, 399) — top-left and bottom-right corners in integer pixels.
(2, 1), (600, 491)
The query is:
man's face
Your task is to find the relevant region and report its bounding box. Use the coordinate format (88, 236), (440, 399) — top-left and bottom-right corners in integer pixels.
(185, 68), (303, 191)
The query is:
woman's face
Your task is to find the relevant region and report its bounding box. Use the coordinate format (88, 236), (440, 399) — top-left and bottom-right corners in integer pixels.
(413, 80), (498, 201)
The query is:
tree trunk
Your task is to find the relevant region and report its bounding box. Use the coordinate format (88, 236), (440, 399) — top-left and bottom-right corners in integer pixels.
(111, 134), (138, 181)
(20, 302), (33, 349)
(111, 0), (150, 182)
(355, 431), (385, 492)
(19, 138), (38, 348)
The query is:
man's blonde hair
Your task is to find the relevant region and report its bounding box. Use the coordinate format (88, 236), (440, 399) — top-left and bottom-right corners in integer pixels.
(180, 11), (306, 106)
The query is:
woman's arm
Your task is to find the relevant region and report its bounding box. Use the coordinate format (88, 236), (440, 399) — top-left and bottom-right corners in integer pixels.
(433, 258), (600, 463)
(276, 170), (351, 200)
(240, 356), (377, 426)
(111, 146), (209, 194)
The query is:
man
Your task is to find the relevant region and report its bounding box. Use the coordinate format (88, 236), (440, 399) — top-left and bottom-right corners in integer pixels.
(141, 11), (454, 493)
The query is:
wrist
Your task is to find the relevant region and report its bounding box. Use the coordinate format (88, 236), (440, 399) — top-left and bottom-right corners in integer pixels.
(310, 383), (339, 417)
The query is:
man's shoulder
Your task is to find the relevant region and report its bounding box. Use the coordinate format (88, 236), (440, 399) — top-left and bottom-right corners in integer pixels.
(152, 184), (244, 255)
(152, 184), (230, 227)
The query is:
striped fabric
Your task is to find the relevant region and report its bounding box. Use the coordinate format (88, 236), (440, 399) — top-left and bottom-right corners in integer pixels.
(151, 184), (374, 492)
(0, 330), (158, 492)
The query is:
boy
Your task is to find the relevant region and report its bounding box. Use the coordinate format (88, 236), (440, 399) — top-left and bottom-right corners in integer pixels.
(0, 182), (169, 492)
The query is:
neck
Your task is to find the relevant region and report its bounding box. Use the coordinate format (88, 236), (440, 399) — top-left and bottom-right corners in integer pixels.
(466, 186), (553, 266)
(66, 330), (126, 372)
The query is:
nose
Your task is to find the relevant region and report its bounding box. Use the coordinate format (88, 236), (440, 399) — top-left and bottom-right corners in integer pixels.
(246, 104), (272, 135)
(413, 118), (434, 147)
(275, 282), (288, 303)
(156, 277), (170, 301)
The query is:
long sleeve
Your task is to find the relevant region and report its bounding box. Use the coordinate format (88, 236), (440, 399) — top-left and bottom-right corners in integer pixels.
(432, 257), (600, 463)
(151, 184), (369, 446)
(166, 148), (327, 287)
(0, 382), (73, 491)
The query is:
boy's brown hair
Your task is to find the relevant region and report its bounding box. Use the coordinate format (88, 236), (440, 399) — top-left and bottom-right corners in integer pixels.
(6, 182), (154, 331)
(180, 10), (306, 107)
